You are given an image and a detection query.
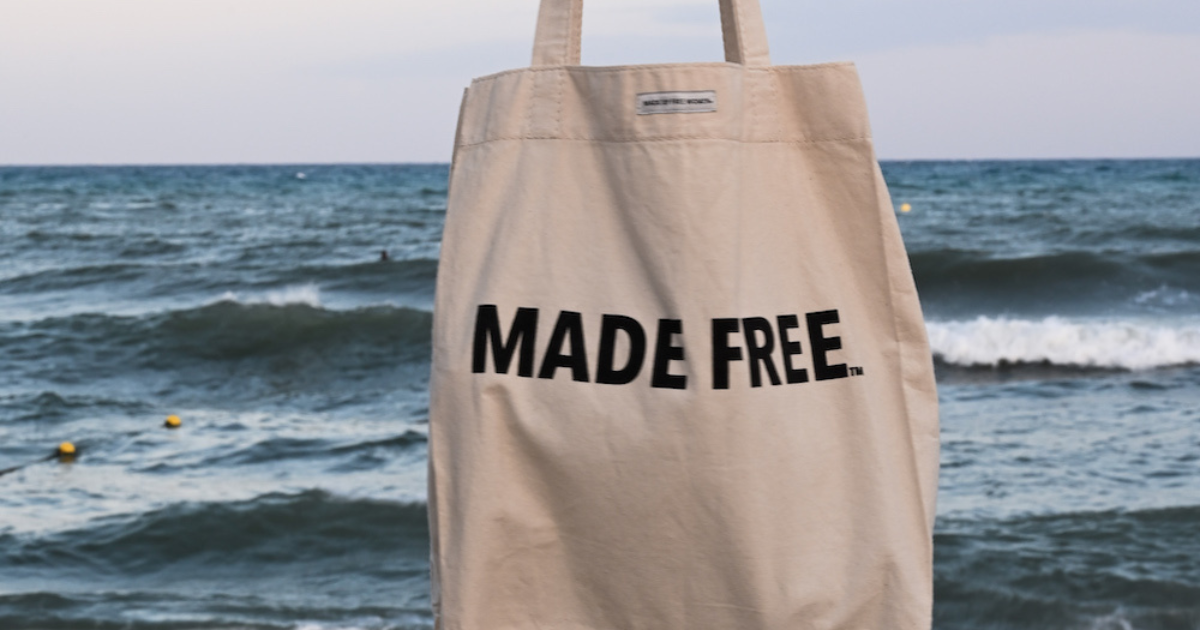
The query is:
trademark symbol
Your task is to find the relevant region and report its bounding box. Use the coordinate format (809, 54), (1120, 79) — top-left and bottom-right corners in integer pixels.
(849, 366), (865, 377)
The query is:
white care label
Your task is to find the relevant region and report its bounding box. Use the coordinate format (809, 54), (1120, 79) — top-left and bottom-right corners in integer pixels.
(636, 91), (718, 115)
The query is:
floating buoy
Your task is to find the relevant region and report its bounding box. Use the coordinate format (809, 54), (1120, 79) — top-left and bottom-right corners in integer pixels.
(164, 415), (182, 429)
(900, 203), (912, 213)
(56, 442), (77, 462)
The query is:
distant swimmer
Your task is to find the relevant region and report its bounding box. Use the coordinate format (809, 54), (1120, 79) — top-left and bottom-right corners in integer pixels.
(380, 250), (390, 262)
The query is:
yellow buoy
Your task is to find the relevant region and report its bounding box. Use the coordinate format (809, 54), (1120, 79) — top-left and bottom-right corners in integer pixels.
(900, 203), (913, 213)
(164, 415), (182, 429)
(56, 442), (77, 461)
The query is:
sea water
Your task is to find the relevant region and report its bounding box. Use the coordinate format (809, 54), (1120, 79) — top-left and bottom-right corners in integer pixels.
(1, 161), (1197, 629)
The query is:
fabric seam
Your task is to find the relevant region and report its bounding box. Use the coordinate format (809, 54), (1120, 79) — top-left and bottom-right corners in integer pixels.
(871, 161), (939, 538)
(471, 61), (855, 84)
(458, 135), (871, 149)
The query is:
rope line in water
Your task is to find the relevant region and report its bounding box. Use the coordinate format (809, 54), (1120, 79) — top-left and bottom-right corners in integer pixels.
(1, 415), (183, 479)
(0, 450), (66, 478)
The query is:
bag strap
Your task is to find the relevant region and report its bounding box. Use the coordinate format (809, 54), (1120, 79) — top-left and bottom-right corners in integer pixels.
(531, 0), (772, 68)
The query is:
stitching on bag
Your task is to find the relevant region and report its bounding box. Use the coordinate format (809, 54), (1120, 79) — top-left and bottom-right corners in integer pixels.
(569, 0), (582, 65)
(556, 67), (565, 137)
(772, 72), (783, 139)
(458, 135), (871, 149)
(870, 161), (935, 530)
(525, 69), (566, 139)
(471, 61), (854, 83)
(525, 74), (536, 138)
(750, 65), (759, 141)
(753, 73), (761, 141)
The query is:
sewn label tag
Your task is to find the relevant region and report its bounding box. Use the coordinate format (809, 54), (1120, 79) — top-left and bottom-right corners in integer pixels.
(636, 91), (718, 115)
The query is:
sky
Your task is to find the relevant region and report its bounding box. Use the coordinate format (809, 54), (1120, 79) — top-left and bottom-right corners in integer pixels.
(1, 0), (1198, 164)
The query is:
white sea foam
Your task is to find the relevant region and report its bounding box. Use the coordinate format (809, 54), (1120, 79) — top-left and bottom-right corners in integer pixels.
(927, 317), (1200, 370)
(216, 284), (323, 308)
(293, 619), (413, 630)
(1087, 611), (1136, 630)
(294, 625), (373, 630)
(1133, 285), (1195, 309)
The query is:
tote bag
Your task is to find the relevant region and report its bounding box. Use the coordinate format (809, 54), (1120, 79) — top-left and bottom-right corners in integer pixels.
(429, 1), (940, 628)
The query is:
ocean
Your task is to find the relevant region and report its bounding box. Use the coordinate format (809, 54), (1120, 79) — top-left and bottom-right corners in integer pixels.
(1, 160), (1197, 629)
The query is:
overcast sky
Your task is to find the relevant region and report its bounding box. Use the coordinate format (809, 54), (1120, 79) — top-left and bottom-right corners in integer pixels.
(1, 0), (1198, 164)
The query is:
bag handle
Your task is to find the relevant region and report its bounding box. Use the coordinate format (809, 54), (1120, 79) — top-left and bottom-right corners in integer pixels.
(531, 0), (772, 68)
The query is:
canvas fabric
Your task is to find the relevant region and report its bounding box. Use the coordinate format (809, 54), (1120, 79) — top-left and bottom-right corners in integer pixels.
(428, 1), (939, 628)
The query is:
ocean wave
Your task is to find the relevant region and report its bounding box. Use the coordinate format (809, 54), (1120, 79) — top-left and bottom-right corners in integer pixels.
(215, 284), (324, 308)
(912, 249), (1129, 288)
(278, 258), (439, 297)
(0, 262), (158, 293)
(3, 302), (432, 396)
(0, 592), (431, 630)
(0, 391), (152, 424)
(2, 490), (428, 576)
(910, 248), (1200, 315)
(935, 505), (1200, 629)
(154, 301), (431, 364)
(160, 430), (429, 470)
(0, 258), (437, 307)
(928, 317), (1200, 370)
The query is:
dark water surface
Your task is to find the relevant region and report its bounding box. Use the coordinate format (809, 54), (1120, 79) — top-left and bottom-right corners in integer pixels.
(1, 161), (1198, 629)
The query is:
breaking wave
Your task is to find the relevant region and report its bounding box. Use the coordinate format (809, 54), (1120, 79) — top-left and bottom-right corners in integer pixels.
(216, 283), (324, 308)
(927, 317), (1200, 370)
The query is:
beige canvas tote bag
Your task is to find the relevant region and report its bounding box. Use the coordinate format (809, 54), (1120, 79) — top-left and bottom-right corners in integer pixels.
(428, 1), (940, 628)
